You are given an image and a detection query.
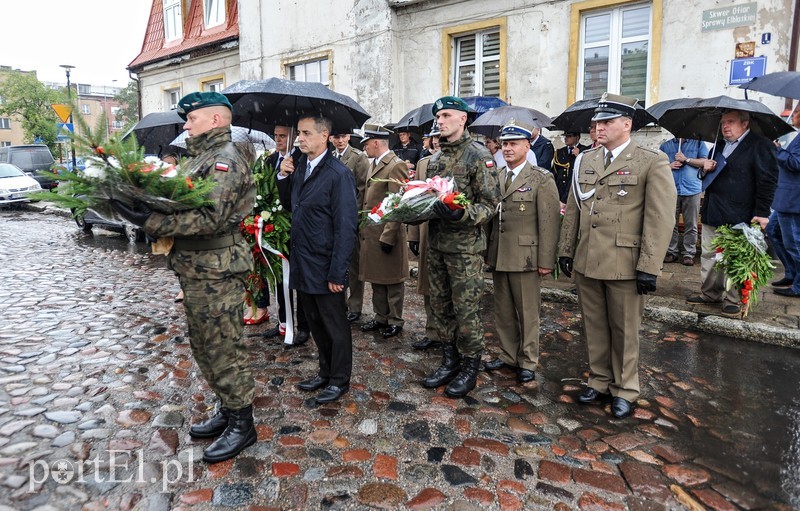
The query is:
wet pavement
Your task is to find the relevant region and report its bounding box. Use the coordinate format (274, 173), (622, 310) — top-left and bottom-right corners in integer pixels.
(0, 206), (799, 510)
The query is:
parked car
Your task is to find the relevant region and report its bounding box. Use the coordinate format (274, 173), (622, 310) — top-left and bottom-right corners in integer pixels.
(0, 145), (57, 190)
(0, 163), (42, 205)
(71, 204), (146, 243)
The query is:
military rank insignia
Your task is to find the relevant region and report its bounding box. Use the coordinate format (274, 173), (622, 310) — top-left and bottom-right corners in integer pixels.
(215, 162), (229, 172)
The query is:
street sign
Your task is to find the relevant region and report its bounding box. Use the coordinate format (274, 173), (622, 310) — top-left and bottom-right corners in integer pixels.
(729, 56), (767, 85)
(56, 122), (74, 141)
(51, 104), (73, 123)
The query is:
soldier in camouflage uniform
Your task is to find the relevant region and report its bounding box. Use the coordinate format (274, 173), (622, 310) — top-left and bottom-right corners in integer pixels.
(421, 96), (502, 398)
(111, 92), (257, 463)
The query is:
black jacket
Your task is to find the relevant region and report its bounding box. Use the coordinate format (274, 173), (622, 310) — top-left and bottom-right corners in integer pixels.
(552, 143), (590, 203)
(701, 132), (778, 227)
(531, 135), (555, 172)
(276, 148), (358, 294)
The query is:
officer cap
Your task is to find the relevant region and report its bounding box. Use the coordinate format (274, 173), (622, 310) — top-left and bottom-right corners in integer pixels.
(431, 96), (475, 116)
(176, 92), (233, 120)
(564, 131), (580, 137)
(591, 92), (638, 121)
(360, 123), (393, 144)
(499, 120), (533, 141)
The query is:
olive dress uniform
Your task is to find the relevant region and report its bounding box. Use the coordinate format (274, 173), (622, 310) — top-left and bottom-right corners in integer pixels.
(358, 150), (409, 328)
(337, 145), (371, 317)
(486, 161), (560, 376)
(559, 141), (675, 403)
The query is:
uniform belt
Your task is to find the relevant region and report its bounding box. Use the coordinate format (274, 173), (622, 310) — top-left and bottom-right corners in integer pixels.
(173, 233), (242, 251)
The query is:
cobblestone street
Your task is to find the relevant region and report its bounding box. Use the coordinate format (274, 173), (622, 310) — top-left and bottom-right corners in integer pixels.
(0, 208), (799, 510)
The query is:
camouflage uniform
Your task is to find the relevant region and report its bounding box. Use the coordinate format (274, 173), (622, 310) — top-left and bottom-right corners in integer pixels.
(425, 130), (501, 356)
(144, 126), (256, 409)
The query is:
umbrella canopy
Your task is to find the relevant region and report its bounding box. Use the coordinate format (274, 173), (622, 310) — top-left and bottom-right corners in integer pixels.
(393, 103), (435, 134)
(169, 126), (276, 150)
(646, 98), (702, 121)
(656, 95), (793, 142)
(469, 105), (553, 140)
(739, 71), (800, 100)
(122, 111), (185, 155)
(460, 96), (507, 114)
(550, 97), (656, 133)
(222, 78), (370, 135)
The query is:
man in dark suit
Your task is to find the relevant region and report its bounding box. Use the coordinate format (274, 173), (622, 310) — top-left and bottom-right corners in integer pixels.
(530, 128), (555, 172)
(263, 125), (310, 346)
(277, 115), (358, 403)
(687, 109), (778, 316)
(552, 131), (589, 206)
(392, 128), (422, 176)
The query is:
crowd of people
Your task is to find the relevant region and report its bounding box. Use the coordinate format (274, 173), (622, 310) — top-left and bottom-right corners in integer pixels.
(114, 89), (798, 464)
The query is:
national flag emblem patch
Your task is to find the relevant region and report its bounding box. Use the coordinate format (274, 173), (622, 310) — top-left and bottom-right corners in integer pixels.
(485, 160), (495, 168)
(215, 162), (229, 172)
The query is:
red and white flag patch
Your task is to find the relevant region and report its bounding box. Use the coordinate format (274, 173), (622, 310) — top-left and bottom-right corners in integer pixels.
(215, 162), (229, 172)
(485, 160), (495, 168)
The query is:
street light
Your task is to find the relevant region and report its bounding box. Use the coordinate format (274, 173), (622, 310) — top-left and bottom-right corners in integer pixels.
(59, 64), (77, 170)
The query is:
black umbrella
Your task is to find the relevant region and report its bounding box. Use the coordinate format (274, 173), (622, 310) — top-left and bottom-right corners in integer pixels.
(739, 71), (800, 100)
(656, 95), (793, 142)
(469, 105), (552, 139)
(222, 78), (370, 135)
(461, 96), (507, 114)
(122, 111), (185, 155)
(550, 98), (656, 133)
(646, 98), (702, 121)
(393, 103), (435, 134)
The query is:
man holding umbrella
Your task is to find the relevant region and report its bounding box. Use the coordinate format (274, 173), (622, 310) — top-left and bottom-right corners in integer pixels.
(558, 93), (676, 419)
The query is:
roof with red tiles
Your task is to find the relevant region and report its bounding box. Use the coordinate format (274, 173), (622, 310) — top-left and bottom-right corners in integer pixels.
(128, 0), (239, 70)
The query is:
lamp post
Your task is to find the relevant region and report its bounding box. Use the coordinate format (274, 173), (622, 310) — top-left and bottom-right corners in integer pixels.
(60, 64), (77, 170)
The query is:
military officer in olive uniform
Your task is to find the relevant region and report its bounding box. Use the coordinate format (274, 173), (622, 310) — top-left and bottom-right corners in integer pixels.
(358, 124), (409, 338)
(329, 130), (371, 323)
(558, 93), (676, 419)
(422, 96), (502, 398)
(485, 122), (561, 384)
(111, 92), (257, 462)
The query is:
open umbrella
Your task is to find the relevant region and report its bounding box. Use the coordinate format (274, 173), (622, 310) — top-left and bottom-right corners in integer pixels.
(646, 98), (702, 121)
(460, 96), (507, 114)
(222, 78), (370, 135)
(393, 103), (435, 134)
(169, 126), (276, 150)
(469, 105), (552, 140)
(656, 95), (793, 142)
(122, 111), (185, 155)
(550, 97), (656, 133)
(739, 71), (800, 100)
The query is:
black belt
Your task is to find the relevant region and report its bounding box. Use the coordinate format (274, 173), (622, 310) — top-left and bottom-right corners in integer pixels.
(173, 233), (242, 251)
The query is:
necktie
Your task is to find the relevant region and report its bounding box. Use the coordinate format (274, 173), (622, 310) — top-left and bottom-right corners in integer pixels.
(336, 152), (342, 159)
(505, 171), (514, 190)
(276, 156), (283, 170)
(604, 151), (612, 169)
(304, 162), (312, 181)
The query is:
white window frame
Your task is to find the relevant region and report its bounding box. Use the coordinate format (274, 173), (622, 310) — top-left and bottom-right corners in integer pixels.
(0, 141), (11, 147)
(452, 28), (501, 97)
(166, 89), (181, 111)
(81, 104), (91, 115)
(577, 2), (652, 103)
(204, 79), (224, 93)
(0, 118), (10, 129)
(203, 0), (225, 29)
(288, 58), (330, 86)
(163, 0), (183, 41)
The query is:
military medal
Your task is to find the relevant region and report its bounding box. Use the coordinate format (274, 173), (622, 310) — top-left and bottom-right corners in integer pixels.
(519, 204), (526, 212)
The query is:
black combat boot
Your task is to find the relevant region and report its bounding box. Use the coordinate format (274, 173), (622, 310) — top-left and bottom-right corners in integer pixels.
(189, 407), (230, 439)
(422, 342), (461, 388)
(445, 354), (482, 398)
(202, 405), (257, 463)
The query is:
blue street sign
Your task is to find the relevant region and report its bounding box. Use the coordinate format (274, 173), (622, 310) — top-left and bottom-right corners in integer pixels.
(730, 56), (767, 85)
(762, 33), (771, 45)
(56, 122), (73, 141)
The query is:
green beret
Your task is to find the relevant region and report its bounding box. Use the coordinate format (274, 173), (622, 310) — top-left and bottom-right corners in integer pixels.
(431, 96), (474, 116)
(176, 92), (233, 120)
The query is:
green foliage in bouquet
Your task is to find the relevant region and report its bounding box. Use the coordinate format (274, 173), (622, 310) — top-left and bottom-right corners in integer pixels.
(711, 223), (774, 316)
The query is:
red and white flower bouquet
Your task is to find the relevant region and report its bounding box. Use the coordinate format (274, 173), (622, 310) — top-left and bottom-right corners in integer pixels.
(365, 175), (470, 225)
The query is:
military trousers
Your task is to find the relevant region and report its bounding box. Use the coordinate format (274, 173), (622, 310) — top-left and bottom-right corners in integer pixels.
(427, 248), (485, 356)
(422, 294), (437, 340)
(575, 272), (644, 402)
(371, 282), (405, 327)
(181, 273), (255, 410)
(347, 239), (365, 314)
(492, 270), (542, 371)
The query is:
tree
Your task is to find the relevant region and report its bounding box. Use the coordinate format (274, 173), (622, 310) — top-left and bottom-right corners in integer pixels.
(114, 81), (140, 130)
(0, 72), (65, 152)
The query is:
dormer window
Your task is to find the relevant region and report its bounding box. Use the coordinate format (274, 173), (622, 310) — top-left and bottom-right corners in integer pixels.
(163, 0), (183, 41)
(204, 0), (225, 29)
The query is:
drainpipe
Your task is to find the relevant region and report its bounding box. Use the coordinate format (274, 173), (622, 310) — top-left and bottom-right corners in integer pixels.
(128, 70), (142, 121)
(787, 0), (800, 113)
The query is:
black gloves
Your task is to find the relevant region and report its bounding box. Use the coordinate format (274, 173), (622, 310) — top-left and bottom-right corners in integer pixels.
(110, 199), (152, 227)
(558, 257), (573, 278)
(408, 241), (419, 257)
(636, 271), (657, 295)
(432, 200), (464, 221)
(380, 242), (393, 254)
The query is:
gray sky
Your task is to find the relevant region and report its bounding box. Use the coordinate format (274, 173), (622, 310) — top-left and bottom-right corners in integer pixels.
(0, 0), (152, 87)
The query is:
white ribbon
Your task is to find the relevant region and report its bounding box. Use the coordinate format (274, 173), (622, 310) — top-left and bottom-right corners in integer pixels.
(256, 216), (294, 345)
(570, 152), (595, 209)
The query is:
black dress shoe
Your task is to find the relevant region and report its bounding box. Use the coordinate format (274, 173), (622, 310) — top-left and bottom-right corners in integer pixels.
(412, 337), (441, 350)
(578, 387), (610, 404)
(360, 319), (387, 332)
(611, 397), (634, 419)
(484, 358), (516, 371)
(772, 277), (794, 287)
(298, 375), (329, 392)
(380, 325), (403, 338)
(517, 369), (535, 383)
(346, 312), (361, 322)
(264, 325), (280, 339)
(289, 330), (310, 346)
(316, 384), (349, 403)
(775, 287), (800, 298)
